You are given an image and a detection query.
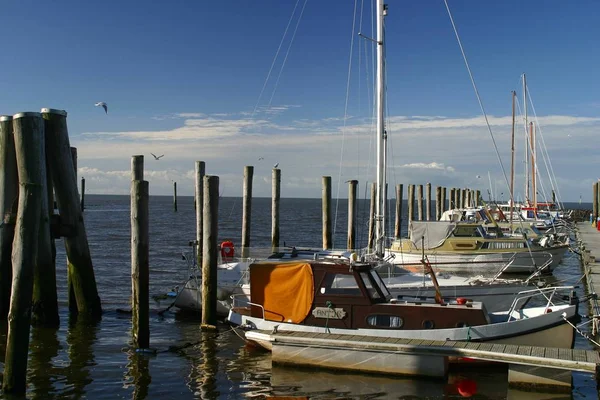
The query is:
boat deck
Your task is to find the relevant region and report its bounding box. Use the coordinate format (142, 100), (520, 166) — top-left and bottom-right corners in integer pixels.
(575, 222), (600, 334)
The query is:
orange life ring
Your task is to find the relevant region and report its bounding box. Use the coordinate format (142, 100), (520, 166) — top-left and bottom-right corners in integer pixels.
(220, 241), (235, 259)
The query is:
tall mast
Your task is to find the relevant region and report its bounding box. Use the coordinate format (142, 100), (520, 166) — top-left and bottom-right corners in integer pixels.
(375, 0), (386, 258)
(510, 90), (516, 227)
(523, 73), (529, 206)
(530, 121), (536, 210)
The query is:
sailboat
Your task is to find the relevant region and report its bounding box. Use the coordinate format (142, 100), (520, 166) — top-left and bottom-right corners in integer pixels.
(226, 0), (579, 350)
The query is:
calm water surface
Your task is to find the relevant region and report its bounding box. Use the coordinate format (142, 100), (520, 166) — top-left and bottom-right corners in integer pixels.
(0, 195), (596, 399)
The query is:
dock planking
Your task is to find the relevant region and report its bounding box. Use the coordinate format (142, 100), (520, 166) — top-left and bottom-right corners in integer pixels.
(254, 329), (600, 374)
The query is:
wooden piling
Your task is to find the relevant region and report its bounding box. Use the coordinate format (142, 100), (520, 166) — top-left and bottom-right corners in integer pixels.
(173, 181), (177, 212)
(417, 185), (423, 221)
(3, 112), (45, 393)
(435, 187), (441, 221)
(15, 114), (59, 327)
(195, 161), (205, 263)
(201, 176), (219, 330)
(347, 180), (357, 250)
(425, 183), (431, 221)
(322, 176), (332, 250)
(552, 190), (556, 204)
(441, 187), (447, 213)
(466, 189), (472, 208)
(242, 166), (253, 258)
(131, 180), (149, 349)
(394, 184), (403, 239)
(594, 183), (598, 227)
(131, 155), (144, 181)
(408, 184), (414, 223)
(42, 108), (101, 318)
(475, 190), (481, 207)
(367, 182), (375, 251)
(272, 168), (281, 252)
(0, 116), (18, 320)
(80, 178), (85, 212)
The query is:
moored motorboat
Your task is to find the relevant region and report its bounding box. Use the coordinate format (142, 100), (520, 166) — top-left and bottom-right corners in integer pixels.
(227, 260), (578, 351)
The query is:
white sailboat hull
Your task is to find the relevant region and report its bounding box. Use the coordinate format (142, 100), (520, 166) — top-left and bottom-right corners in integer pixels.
(386, 246), (566, 274)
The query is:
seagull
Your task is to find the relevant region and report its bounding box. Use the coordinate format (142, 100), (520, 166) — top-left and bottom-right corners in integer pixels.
(94, 102), (108, 114)
(258, 157), (264, 161)
(151, 153), (164, 160)
(273, 162), (279, 168)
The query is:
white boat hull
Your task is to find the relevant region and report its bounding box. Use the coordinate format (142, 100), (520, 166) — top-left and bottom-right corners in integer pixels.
(386, 246), (566, 274)
(228, 304), (577, 351)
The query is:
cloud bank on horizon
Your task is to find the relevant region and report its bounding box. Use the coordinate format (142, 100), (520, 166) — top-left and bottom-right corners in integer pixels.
(72, 110), (598, 203)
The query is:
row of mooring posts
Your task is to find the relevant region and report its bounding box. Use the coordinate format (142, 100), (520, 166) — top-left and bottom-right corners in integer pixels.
(0, 110), (102, 393)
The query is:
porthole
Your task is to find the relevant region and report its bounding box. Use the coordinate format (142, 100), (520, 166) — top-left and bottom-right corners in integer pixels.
(422, 320), (435, 329)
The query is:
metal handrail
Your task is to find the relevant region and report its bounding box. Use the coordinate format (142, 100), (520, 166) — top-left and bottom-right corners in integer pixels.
(506, 285), (575, 322)
(230, 294), (266, 320)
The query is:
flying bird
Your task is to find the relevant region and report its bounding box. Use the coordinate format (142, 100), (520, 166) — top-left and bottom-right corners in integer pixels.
(273, 162), (279, 168)
(94, 102), (108, 114)
(151, 153), (164, 160)
(258, 157), (264, 160)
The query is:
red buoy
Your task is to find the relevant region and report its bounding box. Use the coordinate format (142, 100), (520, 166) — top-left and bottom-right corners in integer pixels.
(456, 297), (468, 305)
(220, 240), (235, 261)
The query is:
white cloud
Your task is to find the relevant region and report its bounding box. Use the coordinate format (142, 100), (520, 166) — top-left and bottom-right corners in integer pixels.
(72, 112), (600, 200)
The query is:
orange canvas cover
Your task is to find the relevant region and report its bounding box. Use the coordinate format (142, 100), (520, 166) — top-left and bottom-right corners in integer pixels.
(250, 262), (314, 323)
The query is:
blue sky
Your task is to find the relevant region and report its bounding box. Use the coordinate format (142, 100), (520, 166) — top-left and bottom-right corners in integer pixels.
(1, 1), (598, 201)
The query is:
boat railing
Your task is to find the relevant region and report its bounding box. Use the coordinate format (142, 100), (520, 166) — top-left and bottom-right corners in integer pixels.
(230, 293), (266, 320)
(506, 285), (575, 322)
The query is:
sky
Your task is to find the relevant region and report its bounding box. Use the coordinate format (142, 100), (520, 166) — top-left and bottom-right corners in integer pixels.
(1, 1), (599, 202)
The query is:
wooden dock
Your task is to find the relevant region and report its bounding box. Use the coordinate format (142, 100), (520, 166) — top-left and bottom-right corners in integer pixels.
(246, 329), (600, 390)
(576, 222), (600, 334)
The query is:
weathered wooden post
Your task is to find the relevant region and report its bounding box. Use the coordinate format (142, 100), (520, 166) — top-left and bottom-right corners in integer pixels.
(201, 175), (219, 330)
(132, 155), (144, 181)
(441, 187), (447, 213)
(3, 112), (44, 393)
(271, 168), (281, 252)
(451, 188), (457, 209)
(80, 178), (85, 211)
(131, 179), (149, 349)
(417, 184), (423, 221)
(173, 181), (177, 212)
(394, 184), (403, 239)
(593, 185), (596, 225)
(42, 108), (101, 318)
(322, 176), (332, 250)
(552, 190), (556, 205)
(466, 189), (472, 208)
(435, 187), (442, 221)
(426, 183), (432, 221)
(0, 116), (18, 320)
(242, 166), (253, 258)
(367, 182), (375, 251)
(27, 116), (59, 327)
(475, 190), (481, 207)
(347, 180), (357, 250)
(408, 184), (414, 223)
(195, 161), (205, 264)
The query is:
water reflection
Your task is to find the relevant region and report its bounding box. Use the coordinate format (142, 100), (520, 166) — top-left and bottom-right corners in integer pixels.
(125, 352), (151, 400)
(269, 365), (512, 399)
(63, 316), (99, 399)
(28, 326), (61, 399)
(185, 331), (220, 399)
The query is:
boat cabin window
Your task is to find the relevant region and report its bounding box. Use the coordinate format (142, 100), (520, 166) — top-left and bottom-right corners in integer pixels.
(360, 272), (381, 299)
(318, 273), (361, 296)
(367, 314), (403, 328)
(369, 270), (390, 297)
(452, 225), (486, 238)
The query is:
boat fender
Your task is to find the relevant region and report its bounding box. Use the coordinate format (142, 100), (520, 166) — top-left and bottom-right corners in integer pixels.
(220, 240), (235, 260)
